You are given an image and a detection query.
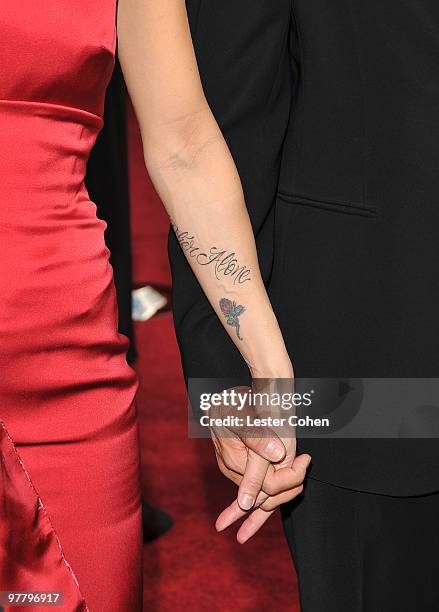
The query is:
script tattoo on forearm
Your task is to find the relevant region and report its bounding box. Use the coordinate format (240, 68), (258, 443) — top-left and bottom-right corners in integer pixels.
(219, 298), (245, 341)
(172, 223), (252, 285)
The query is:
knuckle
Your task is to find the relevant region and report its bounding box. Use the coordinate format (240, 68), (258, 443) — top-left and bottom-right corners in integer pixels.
(288, 485), (304, 500)
(222, 451), (236, 471)
(263, 480), (277, 496)
(292, 468), (306, 486)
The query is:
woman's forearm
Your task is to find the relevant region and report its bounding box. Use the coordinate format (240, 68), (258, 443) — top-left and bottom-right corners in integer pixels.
(117, 0), (292, 378)
(144, 111), (292, 378)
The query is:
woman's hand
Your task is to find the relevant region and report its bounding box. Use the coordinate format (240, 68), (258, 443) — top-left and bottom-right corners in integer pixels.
(118, 1), (308, 541)
(209, 382), (311, 543)
(212, 434), (311, 543)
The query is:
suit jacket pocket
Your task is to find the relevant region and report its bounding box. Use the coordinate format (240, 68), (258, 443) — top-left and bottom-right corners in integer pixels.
(277, 191), (378, 218)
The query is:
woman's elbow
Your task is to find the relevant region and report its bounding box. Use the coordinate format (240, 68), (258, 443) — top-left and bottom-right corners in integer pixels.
(140, 108), (223, 176)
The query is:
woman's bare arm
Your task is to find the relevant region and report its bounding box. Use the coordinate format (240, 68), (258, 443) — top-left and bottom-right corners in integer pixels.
(117, 0), (292, 378)
(117, 0), (311, 543)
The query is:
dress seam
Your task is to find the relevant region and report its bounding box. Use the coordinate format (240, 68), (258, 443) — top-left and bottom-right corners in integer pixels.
(0, 99), (103, 125)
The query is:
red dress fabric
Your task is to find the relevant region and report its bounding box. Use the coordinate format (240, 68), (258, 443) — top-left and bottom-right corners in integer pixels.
(0, 2), (142, 610)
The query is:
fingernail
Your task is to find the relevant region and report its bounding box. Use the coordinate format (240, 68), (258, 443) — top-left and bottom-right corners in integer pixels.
(239, 494), (255, 510)
(305, 456), (312, 469)
(265, 440), (284, 461)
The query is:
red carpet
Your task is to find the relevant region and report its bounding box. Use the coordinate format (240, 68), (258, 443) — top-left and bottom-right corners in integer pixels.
(128, 104), (300, 611)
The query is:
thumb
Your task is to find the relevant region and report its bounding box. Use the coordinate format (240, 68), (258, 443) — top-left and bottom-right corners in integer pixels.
(238, 430), (286, 463)
(237, 451), (270, 511)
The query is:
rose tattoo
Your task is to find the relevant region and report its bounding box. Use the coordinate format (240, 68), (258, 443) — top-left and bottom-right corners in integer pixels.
(219, 298), (245, 341)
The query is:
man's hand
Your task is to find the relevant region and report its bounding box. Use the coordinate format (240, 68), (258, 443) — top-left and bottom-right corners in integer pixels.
(215, 444), (310, 543)
(209, 384), (311, 543)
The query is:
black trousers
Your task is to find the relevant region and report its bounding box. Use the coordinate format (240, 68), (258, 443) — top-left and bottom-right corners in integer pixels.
(283, 479), (439, 612)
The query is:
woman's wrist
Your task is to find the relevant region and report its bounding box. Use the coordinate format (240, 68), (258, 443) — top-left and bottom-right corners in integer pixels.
(248, 355), (294, 380)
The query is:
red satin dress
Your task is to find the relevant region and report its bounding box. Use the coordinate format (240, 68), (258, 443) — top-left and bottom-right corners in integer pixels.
(0, 2), (142, 611)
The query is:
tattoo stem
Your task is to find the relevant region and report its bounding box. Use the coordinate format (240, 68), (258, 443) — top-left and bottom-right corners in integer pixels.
(219, 298), (245, 341)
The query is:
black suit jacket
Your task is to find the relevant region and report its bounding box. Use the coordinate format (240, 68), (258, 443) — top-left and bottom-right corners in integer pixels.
(170, 0), (439, 496)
